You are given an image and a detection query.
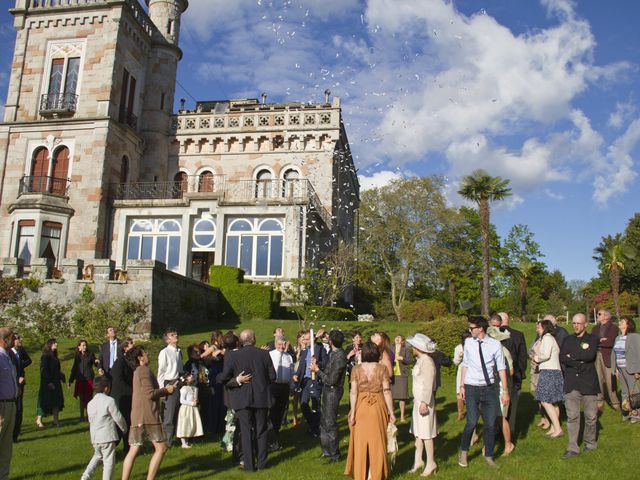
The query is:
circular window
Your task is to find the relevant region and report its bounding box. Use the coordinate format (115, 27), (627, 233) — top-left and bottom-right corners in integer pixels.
(193, 219), (216, 248)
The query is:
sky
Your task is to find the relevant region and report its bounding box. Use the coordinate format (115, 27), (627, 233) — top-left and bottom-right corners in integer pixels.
(1, 0), (639, 282)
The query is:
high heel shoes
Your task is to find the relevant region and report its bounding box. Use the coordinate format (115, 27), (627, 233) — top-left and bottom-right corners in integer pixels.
(409, 463), (424, 473)
(421, 464), (438, 477)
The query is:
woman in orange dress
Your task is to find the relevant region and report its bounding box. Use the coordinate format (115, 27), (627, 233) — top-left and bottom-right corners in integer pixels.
(345, 341), (396, 480)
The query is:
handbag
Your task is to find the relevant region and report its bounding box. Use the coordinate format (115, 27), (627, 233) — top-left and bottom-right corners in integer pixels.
(618, 368), (640, 412)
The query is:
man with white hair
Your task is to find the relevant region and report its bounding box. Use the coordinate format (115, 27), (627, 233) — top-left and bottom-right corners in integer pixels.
(499, 312), (527, 437)
(591, 310), (620, 411)
(268, 336), (293, 450)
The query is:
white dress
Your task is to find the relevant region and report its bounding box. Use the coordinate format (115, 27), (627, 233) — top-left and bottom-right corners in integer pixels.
(411, 355), (438, 440)
(177, 385), (204, 439)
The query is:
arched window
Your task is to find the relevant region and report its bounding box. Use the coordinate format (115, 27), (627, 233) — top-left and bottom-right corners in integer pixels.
(255, 169), (272, 199)
(50, 146), (69, 195)
(282, 168), (300, 198)
(199, 171), (214, 192)
(126, 218), (182, 271)
(30, 147), (49, 193)
(120, 156), (129, 183)
(173, 171), (188, 197)
(224, 218), (283, 276)
(193, 218), (216, 249)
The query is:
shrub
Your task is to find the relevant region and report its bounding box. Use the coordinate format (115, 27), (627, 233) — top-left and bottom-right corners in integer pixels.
(420, 314), (469, 359)
(209, 265), (245, 287)
(399, 299), (448, 322)
(208, 265), (280, 320)
(73, 295), (147, 344)
(3, 299), (73, 346)
(0, 278), (24, 304)
(305, 306), (357, 323)
(19, 276), (43, 292)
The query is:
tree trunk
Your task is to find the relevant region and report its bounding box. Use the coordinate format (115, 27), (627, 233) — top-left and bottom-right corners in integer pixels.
(479, 198), (491, 317)
(520, 276), (527, 322)
(449, 277), (456, 314)
(611, 266), (620, 319)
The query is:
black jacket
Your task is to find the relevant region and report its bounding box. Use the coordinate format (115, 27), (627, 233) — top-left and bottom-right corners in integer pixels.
(99, 339), (119, 374)
(560, 332), (600, 395)
(109, 355), (133, 403)
(217, 345), (276, 410)
(505, 326), (527, 388)
(10, 346), (32, 381)
(69, 352), (96, 384)
(316, 348), (347, 388)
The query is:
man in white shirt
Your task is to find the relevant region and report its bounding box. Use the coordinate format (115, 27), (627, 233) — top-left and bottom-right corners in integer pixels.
(157, 329), (183, 447)
(268, 336), (293, 449)
(458, 316), (509, 469)
(99, 327), (119, 376)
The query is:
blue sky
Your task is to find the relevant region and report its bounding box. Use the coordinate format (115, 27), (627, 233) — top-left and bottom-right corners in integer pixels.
(1, 0), (639, 282)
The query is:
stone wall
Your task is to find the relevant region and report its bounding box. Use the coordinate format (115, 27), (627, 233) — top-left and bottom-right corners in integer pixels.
(0, 257), (220, 336)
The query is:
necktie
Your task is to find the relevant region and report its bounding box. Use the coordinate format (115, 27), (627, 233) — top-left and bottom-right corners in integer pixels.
(277, 352), (283, 383)
(478, 340), (492, 386)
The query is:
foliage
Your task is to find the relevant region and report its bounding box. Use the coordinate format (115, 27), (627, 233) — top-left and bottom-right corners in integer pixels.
(3, 299), (73, 346)
(594, 233), (635, 318)
(19, 276), (44, 292)
(420, 315), (470, 359)
(398, 299), (447, 322)
(73, 295), (148, 344)
(209, 265), (279, 320)
(359, 176), (452, 321)
(209, 265), (245, 286)
(591, 290), (637, 318)
(304, 305), (356, 323)
(0, 277), (24, 304)
(458, 169), (512, 316)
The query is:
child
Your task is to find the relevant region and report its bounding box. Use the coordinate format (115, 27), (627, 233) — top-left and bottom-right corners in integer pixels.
(81, 376), (127, 480)
(176, 373), (203, 448)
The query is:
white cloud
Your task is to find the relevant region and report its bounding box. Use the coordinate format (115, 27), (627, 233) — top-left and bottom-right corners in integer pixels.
(358, 170), (404, 191)
(608, 101), (637, 129)
(544, 189), (565, 201)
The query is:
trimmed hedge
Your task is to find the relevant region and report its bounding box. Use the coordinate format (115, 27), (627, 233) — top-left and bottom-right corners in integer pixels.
(399, 299), (448, 322)
(208, 265), (279, 320)
(305, 306), (357, 323)
(420, 315), (469, 359)
(210, 265), (245, 287)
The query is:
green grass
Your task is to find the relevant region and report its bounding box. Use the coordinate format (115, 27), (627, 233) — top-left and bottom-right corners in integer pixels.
(10, 319), (640, 479)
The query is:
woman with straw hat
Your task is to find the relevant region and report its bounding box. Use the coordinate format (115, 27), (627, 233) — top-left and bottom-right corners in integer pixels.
(407, 333), (438, 477)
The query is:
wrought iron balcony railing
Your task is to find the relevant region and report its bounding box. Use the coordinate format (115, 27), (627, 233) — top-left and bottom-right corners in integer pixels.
(39, 93), (78, 116)
(111, 176), (332, 225)
(19, 175), (69, 197)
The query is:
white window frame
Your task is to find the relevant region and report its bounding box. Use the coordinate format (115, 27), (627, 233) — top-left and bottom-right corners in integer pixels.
(40, 40), (86, 104)
(126, 218), (182, 271)
(224, 217), (284, 277)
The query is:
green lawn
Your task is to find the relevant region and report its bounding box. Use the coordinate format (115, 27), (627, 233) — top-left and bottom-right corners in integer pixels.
(9, 319), (640, 479)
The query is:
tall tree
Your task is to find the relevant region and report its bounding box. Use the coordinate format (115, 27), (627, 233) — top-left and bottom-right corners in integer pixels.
(620, 213), (640, 313)
(594, 233), (634, 319)
(359, 176), (451, 321)
(458, 169), (512, 316)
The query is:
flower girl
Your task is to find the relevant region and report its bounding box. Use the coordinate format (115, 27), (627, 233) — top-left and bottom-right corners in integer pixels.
(176, 373), (204, 448)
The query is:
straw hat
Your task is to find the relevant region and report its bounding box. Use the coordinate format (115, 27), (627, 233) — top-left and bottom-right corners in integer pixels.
(407, 333), (437, 353)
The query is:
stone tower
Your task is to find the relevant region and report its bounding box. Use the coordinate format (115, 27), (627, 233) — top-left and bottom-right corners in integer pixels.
(138, 0), (189, 180)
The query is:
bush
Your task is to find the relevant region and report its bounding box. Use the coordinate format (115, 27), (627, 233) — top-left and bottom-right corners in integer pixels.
(399, 299), (448, 322)
(0, 278), (24, 304)
(305, 306), (357, 323)
(73, 296), (148, 344)
(3, 299), (73, 346)
(19, 276), (43, 292)
(420, 314), (469, 359)
(209, 265), (245, 287)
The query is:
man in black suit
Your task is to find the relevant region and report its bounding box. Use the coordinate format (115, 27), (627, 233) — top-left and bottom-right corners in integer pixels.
(9, 333), (31, 442)
(217, 329), (276, 471)
(499, 312), (527, 436)
(294, 330), (328, 437)
(98, 326), (119, 376)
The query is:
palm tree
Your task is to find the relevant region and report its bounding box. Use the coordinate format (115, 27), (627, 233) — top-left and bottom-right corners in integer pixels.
(458, 169), (512, 316)
(594, 234), (635, 319)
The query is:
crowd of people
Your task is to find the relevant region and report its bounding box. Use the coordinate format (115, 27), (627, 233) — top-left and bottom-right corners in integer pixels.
(0, 308), (639, 479)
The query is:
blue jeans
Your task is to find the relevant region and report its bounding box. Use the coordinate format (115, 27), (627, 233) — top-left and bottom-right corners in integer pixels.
(460, 384), (499, 458)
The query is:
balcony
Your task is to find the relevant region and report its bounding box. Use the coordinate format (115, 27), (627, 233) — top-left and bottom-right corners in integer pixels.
(39, 93), (77, 117)
(119, 109), (138, 130)
(111, 176), (331, 225)
(18, 175), (69, 197)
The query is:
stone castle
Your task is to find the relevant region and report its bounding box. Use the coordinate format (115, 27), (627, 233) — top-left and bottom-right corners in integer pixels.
(0, 0), (359, 320)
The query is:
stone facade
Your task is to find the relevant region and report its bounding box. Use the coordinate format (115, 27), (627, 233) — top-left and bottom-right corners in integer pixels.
(0, 0), (359, 310)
